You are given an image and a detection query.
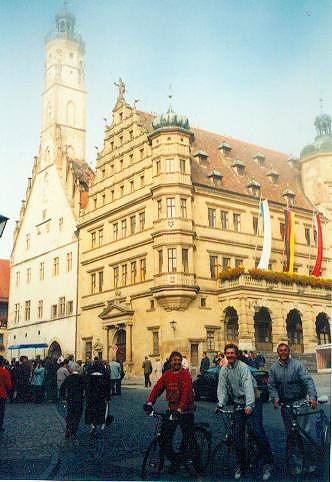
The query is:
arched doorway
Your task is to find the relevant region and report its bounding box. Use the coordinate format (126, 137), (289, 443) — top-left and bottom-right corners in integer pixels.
(224, 307), (239, 344)
(114, 329), (126, 363)
(254, 307), (272, 351)
(286, 310), (304, 352)
(316, 313), (331, 345)
(48, 341), (62, 360)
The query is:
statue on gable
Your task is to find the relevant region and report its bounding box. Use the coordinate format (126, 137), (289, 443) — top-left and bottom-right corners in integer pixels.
(114, 77), (126, 101)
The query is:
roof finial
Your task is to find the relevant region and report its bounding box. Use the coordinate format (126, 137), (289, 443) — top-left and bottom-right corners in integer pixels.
(168, 83), (173, 111)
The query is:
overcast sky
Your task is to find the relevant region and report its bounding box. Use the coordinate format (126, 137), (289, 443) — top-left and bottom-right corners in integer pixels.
(0, 0), (331, 258)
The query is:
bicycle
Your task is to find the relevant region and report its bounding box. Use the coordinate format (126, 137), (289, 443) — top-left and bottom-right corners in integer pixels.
(141, 410), (211, 480)
(210, 406), (261, 479)
(282, 396), (330, 478)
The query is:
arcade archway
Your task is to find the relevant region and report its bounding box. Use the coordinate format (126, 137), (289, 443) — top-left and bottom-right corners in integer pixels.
(254, 307), (272, 351)
(286, 309), (304, 352)
(224, 307), (239, 344)
(316, 313), (331, 345)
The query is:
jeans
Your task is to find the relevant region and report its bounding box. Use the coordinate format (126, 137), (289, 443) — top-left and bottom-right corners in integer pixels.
(65, 400), (83, 438)
(233, 410), (247, 471)
(160, 412), (200, 469)
(0, 398), (6, 429)
(249, 400), (273, 464)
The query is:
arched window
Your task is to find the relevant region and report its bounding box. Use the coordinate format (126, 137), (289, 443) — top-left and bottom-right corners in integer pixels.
(224, 307), (238, 344)
(316, 313), (331, 345)
(254, 307), (272, 350)
(286, 309), (304, 352)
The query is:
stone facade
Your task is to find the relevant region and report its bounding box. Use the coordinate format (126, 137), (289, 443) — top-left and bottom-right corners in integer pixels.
(77, 91), (331, 375)
(7, 8), (92, 360)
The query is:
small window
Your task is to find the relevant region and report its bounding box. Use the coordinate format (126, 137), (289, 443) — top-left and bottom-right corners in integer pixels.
(167, 248), (177, 272)
(39, 262), (45, 281)
(140, 258), (146, 281)
(158, 250), (163, 274)
(26, 268), (31, 284)
(152, 331), (159, 355)
(111, 190), (115, 201)
(15, 271), (20, 288)
(101, 168), (106, 178)
(113, 266), (119, 288)
(130, 180), (134, 192)
(59, 297), (65, 316)
(98, 270), (103, 292)
(129, 130), (133, 140)
(38, 300), (43, 319)
(235, 258), (243, 268)
(85, 340), (92, 360)
(119, 159), (123, 171)
(140, 175), (145, 187)
(180, 159), (186, 173)
(280, 223), (285, 240)
(182, 248), (189, 273)
(157, 199), (162, 218)
(59, 217), (63, 230)
(233, 213), (241, 232)
(165, 158), (174, 172)
(156, 160), (161, 174)
(206, 330), (215, 350)
(122, 264), (128, 286)
(91, 273), (96, 293)
(167, 198), (175, 218)
(304, 227), (310, 246)
(253, 216), (258, 235)
(113, 223), (118, 240)
(140, 148), (144, 160)
(131, 261), (137, 284)
(139, 211), (145, 231)
(180, 198), (187, 218)
(66, 300), (73, 315)
(120, 185), (124, 197)
(208, 208), (216, 227)
(51, 304), (58, 319)
(130, 215), (136, 234)
(200, 298), (206, 307)
(209, 255), (218, 278)
(121, 219), (127, 238)
(150, 299), (155, 310)
(26, 234), (31, 250)
(91, 231), (96, 248)
(220, 211), (229, 230)
(66, 252), (73, 272)
(222, 257), (230, 270)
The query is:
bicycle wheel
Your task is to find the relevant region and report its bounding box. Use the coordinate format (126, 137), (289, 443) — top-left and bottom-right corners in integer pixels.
(210, 440), (237, 479)
(286, 432), (304, 477)
(194, 426), (211, 473)
(141, 438), (164, 480)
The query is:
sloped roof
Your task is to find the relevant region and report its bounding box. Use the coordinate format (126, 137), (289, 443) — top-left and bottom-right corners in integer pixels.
(0, 259), (10, 300)
(69, 159), (94, 190)
(136, 110), (311, 209)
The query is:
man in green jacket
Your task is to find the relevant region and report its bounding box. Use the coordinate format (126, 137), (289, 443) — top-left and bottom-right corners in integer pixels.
(217, 343), (255, 480)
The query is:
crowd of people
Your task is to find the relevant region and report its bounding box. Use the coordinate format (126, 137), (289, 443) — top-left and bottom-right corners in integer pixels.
(0, 354), (124, 440)
(0, 343), (321, 480)
(143, 343), (319, 481)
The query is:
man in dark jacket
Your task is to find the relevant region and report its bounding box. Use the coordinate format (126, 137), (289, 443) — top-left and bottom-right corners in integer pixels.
(269, 343), (317, 433)
(60, 363), (85, 440)
(200, 351), (210, 374)
(142, 356), (153, 387)
(85, 357), (110, 435)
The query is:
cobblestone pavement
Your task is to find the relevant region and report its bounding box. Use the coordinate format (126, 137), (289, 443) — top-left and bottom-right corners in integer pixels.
(0, 374), (330, 481)
(0, 401), (64, 479)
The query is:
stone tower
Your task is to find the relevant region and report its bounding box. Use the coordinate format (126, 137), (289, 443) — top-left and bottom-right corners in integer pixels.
(40, 6), (86, 170)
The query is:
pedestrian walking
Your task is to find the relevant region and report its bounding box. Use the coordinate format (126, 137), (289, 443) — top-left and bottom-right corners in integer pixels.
(31, 360), (45, 403)
(57, 359), (70, 399)
(142, 356), (152, 387)
(181, 354), (189, 369)
(44, 357), (58, 402)
(16, 356), (31, 402)
(59, 362), (85, 441)
(199, 351), (210, 374)
(0, 356), (12, 431)
(85, 357), (110, 435)
(154, 359), (163, 379)
(109, 359), (121, 395)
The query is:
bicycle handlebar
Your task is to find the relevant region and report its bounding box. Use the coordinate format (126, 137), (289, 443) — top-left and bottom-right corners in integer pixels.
(280, 400), (310, 409)
(216, 406), (245, 414)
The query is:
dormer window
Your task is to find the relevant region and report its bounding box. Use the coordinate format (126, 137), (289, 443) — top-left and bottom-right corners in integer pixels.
(287, 157), (299, 170)
(247, 179), (261, 197)
(208, 169), (223, 187)
(232, 159), (245, 176)
(266, 168), (279, 184)
(193, 150), (209, 166)
(282, 189), (296, 206)
(218, 142), (232, 157)
(253, 152), (266, 167)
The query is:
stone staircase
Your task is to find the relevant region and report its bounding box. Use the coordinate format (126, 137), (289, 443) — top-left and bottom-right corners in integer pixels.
(260, 352), (317, 372)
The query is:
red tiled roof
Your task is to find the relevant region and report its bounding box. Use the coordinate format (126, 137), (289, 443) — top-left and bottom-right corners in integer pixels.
(69, 159), (95, 190)
(137, 111), (312, 210)
(0, 259), (10, 300)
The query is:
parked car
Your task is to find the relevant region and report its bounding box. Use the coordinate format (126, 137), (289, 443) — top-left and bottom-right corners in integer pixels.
(192, 365), (269, 403)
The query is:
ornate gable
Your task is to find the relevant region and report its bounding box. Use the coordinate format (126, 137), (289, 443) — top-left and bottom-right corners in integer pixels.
(99, 301), (134, 320)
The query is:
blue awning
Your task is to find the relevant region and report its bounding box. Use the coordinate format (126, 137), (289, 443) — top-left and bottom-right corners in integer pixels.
(7, 343), (48, 350)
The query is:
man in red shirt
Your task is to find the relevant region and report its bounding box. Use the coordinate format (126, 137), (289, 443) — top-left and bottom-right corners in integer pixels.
(0, 356), (12, 431)
(143, 351), (199, 473)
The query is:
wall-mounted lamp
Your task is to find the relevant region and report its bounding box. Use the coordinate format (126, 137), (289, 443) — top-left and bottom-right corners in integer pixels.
(0, 215), (9, 238)
(170, 320), (177, 332)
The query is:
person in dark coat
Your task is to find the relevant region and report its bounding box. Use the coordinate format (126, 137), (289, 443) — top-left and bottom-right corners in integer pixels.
(162, 358), (171, 373)
(60, 363), (85, 440)
(0, 356), (12, 431)
(199, 351), (210, 374)
(142, 356), (153, 387)
(84, 357), (110, 435)
(44, 357), (58, 402)
(17, 356), (31, 402)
